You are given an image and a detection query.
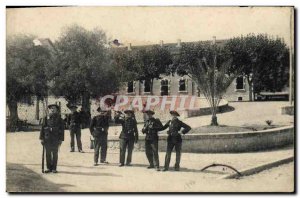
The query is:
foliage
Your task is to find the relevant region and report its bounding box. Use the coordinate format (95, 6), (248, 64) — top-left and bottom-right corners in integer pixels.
(225, 34), (289, 96)
(112, 48), (137, 82)
(7, 34), (53, 129)
(175, 42), (240, 126)
(7, 35), (52, 103)
(114, 45), (173, 94)
(134, 46), (173, 82)
(51, 25), (121, 106)
(7, 35), (35, 105)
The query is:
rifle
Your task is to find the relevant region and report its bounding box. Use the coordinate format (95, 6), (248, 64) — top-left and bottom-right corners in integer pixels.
(42, 142), (45, 173)
(41, 99), (48, 173)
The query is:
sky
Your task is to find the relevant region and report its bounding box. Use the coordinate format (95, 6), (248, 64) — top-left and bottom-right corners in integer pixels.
(6, 6), (293, 46)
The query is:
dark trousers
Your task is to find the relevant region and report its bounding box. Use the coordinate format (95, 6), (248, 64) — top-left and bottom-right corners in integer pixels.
(70, 127), (82, 150)
(164, 141), (182, 169)
(145, 139), (159, 167)
(119, 138), (134, 165)
(45, 144), (59, 171)
(94, 135), (108, 163)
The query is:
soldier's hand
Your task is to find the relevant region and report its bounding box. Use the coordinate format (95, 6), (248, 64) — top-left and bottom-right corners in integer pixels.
(40, 140), (44, 145)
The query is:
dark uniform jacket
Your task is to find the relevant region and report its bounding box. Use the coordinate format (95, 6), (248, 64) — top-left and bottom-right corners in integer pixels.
(39, 114), (64, 145)
(161, 117), (191, 143)
(67, 112), (81, 130)
(89, 114), (110, 138)
(142, 117), (163, 141)
(115, 114), (138, 141)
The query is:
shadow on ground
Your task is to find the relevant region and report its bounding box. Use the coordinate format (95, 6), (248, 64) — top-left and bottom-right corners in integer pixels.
(58, 170), (122, 177)
(24, 163), (120, 169)
(218, 105), (235, 114)
(125, 163), (229, 175)
(7, 163), (67, 192)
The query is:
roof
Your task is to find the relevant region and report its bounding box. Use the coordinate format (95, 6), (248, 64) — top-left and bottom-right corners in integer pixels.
(110, 39), (228, 55)
(33, 38), (57, 53)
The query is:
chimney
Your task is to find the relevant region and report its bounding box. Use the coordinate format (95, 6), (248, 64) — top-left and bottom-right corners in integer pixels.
(160, 40), (164, 47)
(212, 36), (216, 45)
(128, 43), (132, 51)
(33, 39), (42, 46)
(176, 39), (181, 48)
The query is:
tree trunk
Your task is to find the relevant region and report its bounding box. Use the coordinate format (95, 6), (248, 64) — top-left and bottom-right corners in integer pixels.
(81, 91), (91, 113)
(150, 78), (154, 95)
(35, 97), (40, 120)
(138, 81), (142, 95)
(81, 91), (91, 129)
(247, 77), (253, 101)
(7, 100), (18, 131)
(210, 114), (218, 126)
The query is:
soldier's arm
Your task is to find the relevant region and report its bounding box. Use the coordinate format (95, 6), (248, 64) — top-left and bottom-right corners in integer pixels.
(67, 114), (71, 126)
(105, 115), (110, 128)
(134, 121), (139, 142)
(180, 121), (191, 134)
(159, 120), (171, 131)
(89, 117), (95, 135)
(114, 114), (124, 125)
(104, 116), (110, 132)
(141, 122), (148, 134)
(59, 118), (65, 141)
(39, 117), (46, 140)
(153, 119), (163, 132)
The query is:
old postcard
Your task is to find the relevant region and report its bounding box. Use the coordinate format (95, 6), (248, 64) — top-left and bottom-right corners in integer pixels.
(6, 6), (294, 193)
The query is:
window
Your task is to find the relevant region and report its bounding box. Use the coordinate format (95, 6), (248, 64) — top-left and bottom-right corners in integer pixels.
(179, 78), (187, 92)
(127, 81), (134, 93)
(161, 79), (169, 96)
(236, 76), (245, 90)
(144, 80), (151, 93)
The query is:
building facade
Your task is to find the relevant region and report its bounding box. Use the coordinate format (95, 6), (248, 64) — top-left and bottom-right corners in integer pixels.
(118, 74), (250, 102)
(116, 39), (251, 102)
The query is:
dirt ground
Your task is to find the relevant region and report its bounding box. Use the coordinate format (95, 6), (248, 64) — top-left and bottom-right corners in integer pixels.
(6, 130), (294, 192)
(6, 101), (294, 193)
(6, 161), (294, 192)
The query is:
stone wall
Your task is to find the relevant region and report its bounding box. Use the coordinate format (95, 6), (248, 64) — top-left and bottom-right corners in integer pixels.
(281, 106), (294, 115)
(106, 125), (294, 153)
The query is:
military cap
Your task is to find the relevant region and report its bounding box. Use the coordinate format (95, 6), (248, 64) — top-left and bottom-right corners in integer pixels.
(145, 110), (155, 115)
(48, 104), (59, 109)
(170, 110), (180, 116)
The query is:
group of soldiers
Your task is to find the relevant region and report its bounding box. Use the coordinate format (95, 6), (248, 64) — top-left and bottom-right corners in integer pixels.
(39, 103), (191, 173)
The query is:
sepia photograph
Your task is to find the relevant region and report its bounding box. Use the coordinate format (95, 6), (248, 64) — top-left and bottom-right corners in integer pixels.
(5, 6), (295, 193)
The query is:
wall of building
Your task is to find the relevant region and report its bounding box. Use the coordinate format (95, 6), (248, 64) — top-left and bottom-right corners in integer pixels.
(120, 74), (250, 102)
(120, 74), (198, 97)
(223, 76), (250, 102)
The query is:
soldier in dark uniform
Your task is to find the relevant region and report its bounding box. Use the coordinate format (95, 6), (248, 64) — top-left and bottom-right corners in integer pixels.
(90, 107), (110, 166)
(67, 105), (84, 153)
(40, 104), (64, 173)
(160, 111), (191, 171)
(114, 110), (138, 167)
(142, 110), (163, 171)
